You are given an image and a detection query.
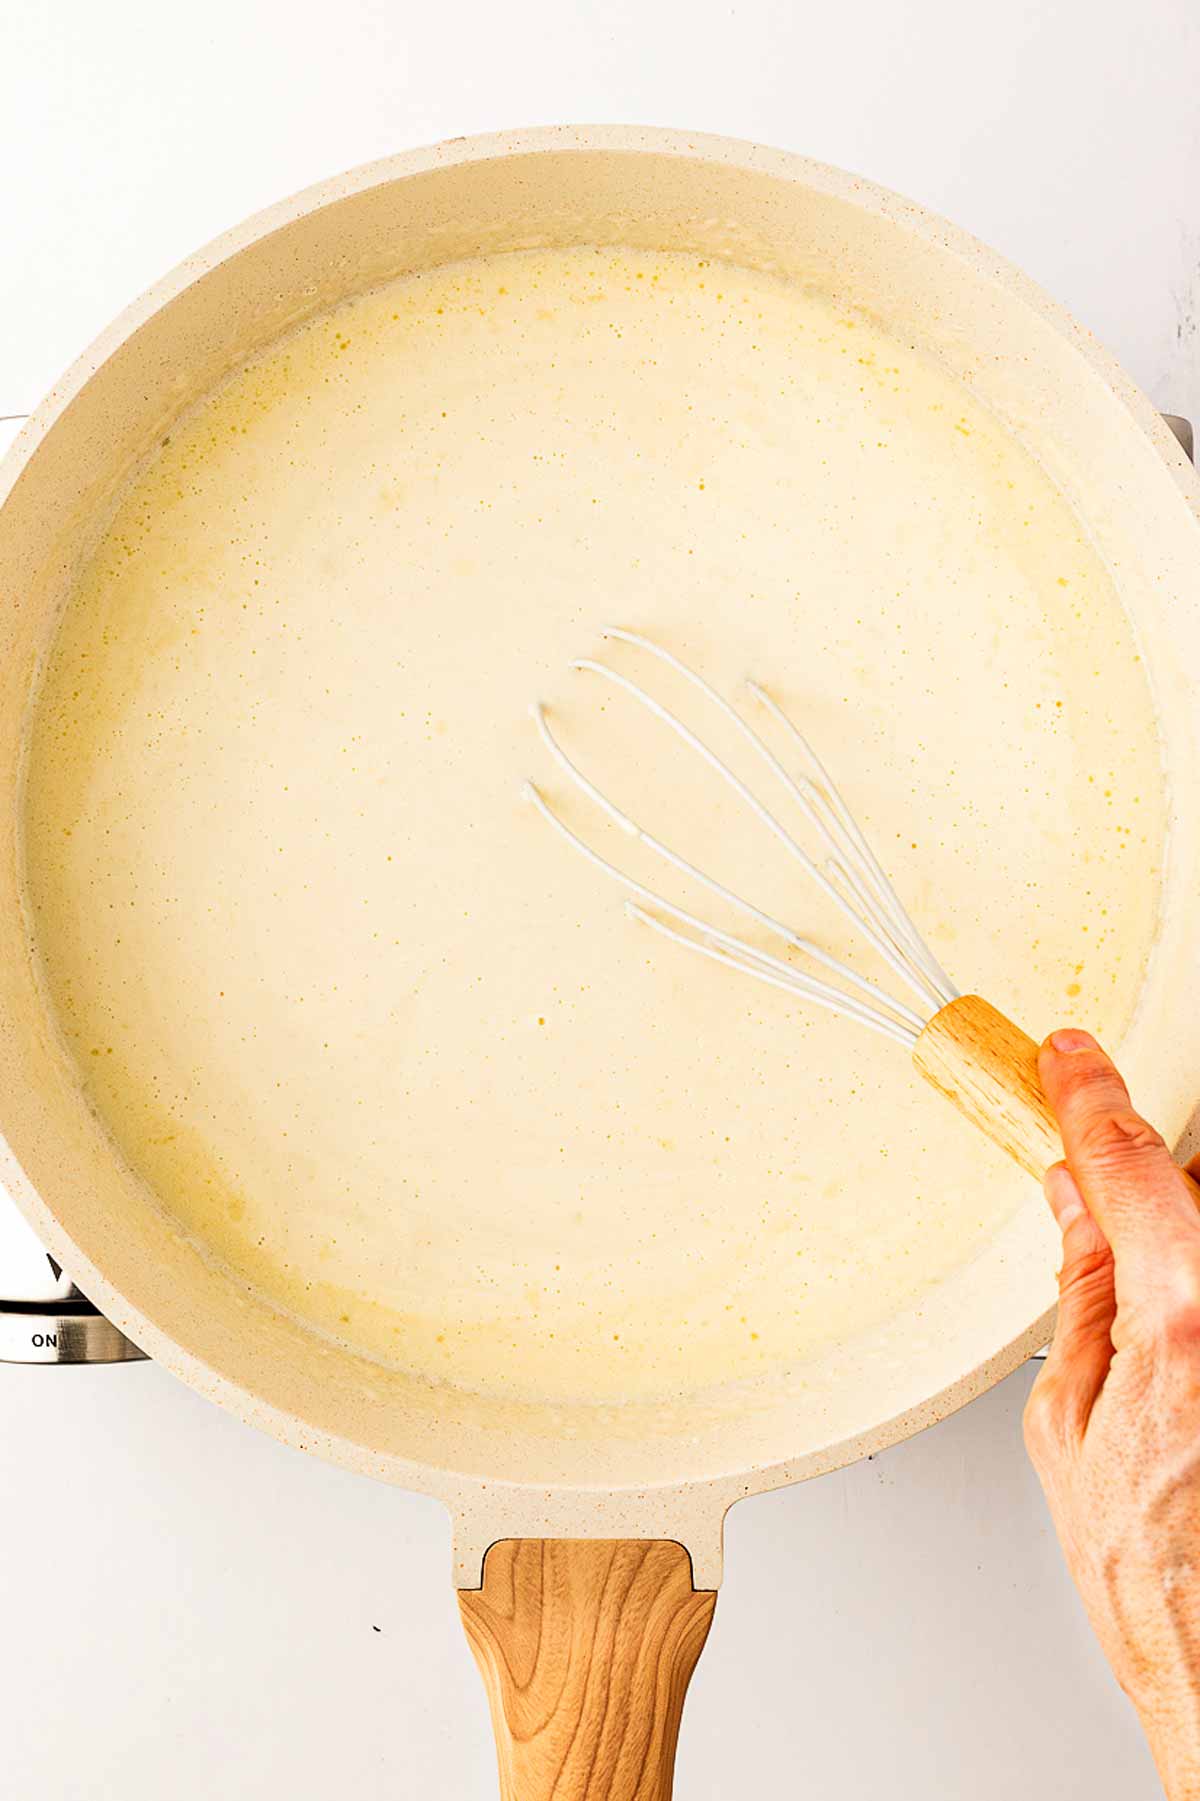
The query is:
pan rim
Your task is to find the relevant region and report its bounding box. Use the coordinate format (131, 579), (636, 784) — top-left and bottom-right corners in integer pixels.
(1, 124), (1195, 1534)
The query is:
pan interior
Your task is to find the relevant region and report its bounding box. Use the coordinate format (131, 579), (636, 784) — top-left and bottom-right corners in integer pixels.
(21, 240), (1163, 1410)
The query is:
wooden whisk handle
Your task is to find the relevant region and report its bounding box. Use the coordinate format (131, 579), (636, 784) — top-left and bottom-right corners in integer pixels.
(912, 994), (1063, 1181)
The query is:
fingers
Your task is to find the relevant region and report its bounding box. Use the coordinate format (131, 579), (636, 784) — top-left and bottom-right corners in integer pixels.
(1038, 1030), (1196, 1265)
(1038, 1164), (1116, 1419)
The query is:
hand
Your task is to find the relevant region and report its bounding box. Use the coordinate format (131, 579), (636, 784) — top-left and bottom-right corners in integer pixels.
(1024, 1029), (1200, 1798)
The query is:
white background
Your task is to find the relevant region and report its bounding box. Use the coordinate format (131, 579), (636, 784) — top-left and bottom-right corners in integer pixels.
(3, 2), (1198, 1794)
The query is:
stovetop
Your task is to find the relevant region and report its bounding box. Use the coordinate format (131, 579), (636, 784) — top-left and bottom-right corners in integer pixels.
(0, 409), (1192, 1365)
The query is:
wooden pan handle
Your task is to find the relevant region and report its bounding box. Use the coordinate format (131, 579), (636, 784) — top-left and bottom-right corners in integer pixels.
(912, 993), (1062, 1180)
(458, 1539), (716, 1800)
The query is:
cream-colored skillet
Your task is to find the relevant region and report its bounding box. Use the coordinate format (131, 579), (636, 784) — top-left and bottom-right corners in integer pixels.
(1, 128), (1198, 1798)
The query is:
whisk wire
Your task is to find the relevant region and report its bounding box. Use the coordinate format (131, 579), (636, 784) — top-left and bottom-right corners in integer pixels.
(533, 701), (925, 1030)
(569, 652), (941, 1012)
(625, 905), (919, 1048)
(523, 778), (922, 1041)
(746, 679), (958, 1004)
(528, 631), (959, 1043)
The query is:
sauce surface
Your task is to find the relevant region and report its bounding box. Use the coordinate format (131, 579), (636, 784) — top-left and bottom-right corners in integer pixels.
(23, 247), (1163, 1403)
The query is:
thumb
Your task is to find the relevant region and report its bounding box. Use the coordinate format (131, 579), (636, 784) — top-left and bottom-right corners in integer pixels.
(1036, 1162), (1115, 1435)
(1037, 1029), (1196, 1269)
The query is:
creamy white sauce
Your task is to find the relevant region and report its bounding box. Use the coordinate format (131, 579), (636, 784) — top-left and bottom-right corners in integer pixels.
(23, 247), (1163, 1404)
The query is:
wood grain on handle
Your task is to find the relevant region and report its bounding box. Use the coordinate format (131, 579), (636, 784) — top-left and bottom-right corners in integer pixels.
(458, 1539), (716, 1801)
(912, 993), (1062, 1180)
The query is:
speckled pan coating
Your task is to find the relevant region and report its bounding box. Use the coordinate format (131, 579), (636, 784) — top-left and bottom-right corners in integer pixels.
(0, 127), (1197, 1589)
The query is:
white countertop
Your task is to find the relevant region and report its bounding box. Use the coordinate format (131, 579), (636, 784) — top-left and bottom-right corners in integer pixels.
(3, 3), (1198, 1794)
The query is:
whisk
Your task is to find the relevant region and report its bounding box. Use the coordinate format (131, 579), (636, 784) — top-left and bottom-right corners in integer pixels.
(525, 628), (1062, 1181)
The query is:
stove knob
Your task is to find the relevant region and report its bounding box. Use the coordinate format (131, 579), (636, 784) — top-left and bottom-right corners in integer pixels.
(0, 1275), (146, 1365)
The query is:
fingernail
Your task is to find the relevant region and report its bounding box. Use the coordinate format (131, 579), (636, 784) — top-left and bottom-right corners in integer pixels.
(1048, 1028), (1099, 1055)
(1044, 1162), (1087, 1230)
